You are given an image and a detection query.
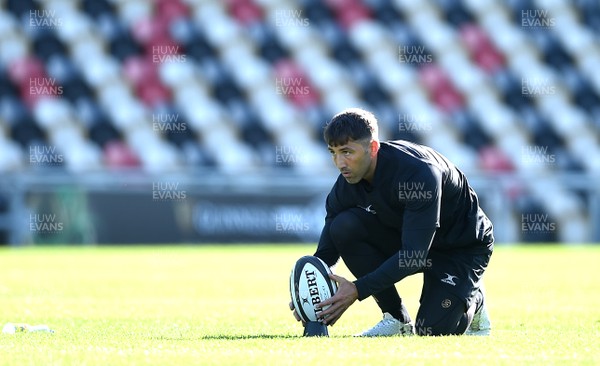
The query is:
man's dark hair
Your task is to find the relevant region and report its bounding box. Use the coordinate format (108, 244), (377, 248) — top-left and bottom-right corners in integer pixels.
(323, 108), (379, 147)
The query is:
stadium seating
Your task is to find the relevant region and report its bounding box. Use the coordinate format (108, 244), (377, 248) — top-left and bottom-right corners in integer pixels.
(0, 0), (598, 242)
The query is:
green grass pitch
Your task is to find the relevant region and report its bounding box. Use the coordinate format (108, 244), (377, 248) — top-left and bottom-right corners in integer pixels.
(1, 244), (598, 365)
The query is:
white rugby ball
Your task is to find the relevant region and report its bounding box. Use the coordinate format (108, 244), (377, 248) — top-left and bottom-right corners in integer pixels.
(289, 256), (338, 323)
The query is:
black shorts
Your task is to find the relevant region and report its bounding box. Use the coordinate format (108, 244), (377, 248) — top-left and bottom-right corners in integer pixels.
(414, 247), (492, 335)
(423, 247), (492, 308)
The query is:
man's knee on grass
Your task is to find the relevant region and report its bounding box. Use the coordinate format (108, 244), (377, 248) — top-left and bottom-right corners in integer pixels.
(415, 294), (473, 336)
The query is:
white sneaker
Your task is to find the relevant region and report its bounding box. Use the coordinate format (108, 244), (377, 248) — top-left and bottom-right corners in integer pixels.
(355, 313), (414, 337)
(466, 297), (491, 336)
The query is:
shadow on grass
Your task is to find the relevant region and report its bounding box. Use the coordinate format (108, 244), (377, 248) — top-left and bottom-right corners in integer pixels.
(200, 334), (300, 340)
(149, 334), (303, 341)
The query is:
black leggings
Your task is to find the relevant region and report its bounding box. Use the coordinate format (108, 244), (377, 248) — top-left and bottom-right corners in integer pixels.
(329, 208), (485, 336)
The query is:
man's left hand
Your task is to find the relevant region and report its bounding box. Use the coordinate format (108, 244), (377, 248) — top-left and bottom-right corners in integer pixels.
(316, 273), (358, 326)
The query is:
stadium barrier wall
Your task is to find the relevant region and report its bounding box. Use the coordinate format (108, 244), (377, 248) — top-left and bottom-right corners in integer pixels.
(0, 170), (598, 245)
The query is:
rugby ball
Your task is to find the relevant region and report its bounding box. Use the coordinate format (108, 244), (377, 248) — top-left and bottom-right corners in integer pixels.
(289, 256), (337, 323)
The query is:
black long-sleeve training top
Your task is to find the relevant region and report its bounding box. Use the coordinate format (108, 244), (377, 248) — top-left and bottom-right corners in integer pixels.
(314, 140), (494, 301)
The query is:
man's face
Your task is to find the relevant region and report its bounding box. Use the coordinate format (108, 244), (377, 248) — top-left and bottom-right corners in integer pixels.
(328, 139), (375, 184)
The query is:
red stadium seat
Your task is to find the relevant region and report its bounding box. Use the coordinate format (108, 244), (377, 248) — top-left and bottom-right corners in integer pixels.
(122, 55), (158, 87)
(136, 78), (172, 107)
(274, 59), (304, 80)
(145, 34), (182, 60)
(419, 65), (464, 112)
(156, 0), (190, 24)
(474, 46), (505, 73)
(10, 56), (62, 107)
(131, 3), (185, 59)
(130, 15), (170, 46)
(274, 59), (320, 108)
(104, 140), (141, 168)
(324, 0), (371, 29)
(433, 90), (464, 113)
(143, 1), (187, 56)
(336, 2), (371, 29)
(460, 24), (495, 53)
(8, 56), (46, 88)
(479, 145), (514, 172)
(325, 0), (355, 10)
(419, 64), (452, 91)
(459, 24), (505, 73)
(226, 0), (263, 26)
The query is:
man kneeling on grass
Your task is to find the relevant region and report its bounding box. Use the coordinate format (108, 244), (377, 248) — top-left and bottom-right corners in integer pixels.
(290, 108), (493, 336)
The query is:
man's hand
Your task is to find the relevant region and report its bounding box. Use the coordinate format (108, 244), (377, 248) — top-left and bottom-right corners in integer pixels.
(316, 273), (358, 326)
(289, 301), (306, 326)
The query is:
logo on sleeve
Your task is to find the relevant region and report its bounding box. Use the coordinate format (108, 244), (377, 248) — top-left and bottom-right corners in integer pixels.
(357, 204), (377, 215)
(441, 273), (458, 286)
